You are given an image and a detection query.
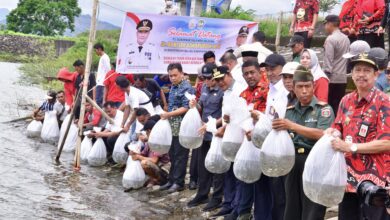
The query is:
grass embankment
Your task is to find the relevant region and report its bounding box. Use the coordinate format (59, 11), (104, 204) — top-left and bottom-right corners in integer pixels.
(17, 30), (120, 91)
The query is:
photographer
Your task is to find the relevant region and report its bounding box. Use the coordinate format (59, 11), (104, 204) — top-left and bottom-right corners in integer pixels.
(325, 54), (390, 220)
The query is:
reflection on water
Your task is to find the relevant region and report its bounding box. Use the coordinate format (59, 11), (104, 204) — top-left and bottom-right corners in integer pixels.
(0, 62), (203, 220)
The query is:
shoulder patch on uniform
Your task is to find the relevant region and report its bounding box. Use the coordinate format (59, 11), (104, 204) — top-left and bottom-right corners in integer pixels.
(321, 107), (331, 118)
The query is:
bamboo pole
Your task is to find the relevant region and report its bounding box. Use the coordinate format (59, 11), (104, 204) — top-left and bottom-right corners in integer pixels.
(275, 11), (283, 54)
(74, 0), (99, 170)
(85, 95), (115, 124)
(56, 89), (82, 162)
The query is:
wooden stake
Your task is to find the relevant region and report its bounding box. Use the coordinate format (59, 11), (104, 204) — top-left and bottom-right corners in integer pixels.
(275, 11), (283, 54)
(74, 0), (99, 170)
(85, 95), (115, 124)
(56, 89), (82, 162)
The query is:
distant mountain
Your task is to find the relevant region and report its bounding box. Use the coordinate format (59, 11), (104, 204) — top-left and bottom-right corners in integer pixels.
(0, 8), (119, 36)
(64, 14), (120, 37)
(0, 8), (9, 25)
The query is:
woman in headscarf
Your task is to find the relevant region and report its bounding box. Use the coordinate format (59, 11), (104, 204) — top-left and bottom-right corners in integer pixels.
(300, 49), (329, 104)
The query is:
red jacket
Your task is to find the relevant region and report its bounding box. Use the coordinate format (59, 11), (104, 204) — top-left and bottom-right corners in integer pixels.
(57, 67), (78, 106)
(353, 0), (385, 34)
(104, 70), (134, 103)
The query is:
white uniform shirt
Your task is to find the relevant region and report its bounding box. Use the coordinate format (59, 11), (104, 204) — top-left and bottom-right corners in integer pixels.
(125, 86), (155, 115)
(96, 53), (111, 86)
(123, 42), (158, 73)
(105, 110), (124, 132)
(231, 63), (248, 88)
(234, 42), (273, 63)
(222, 80), (246, 126)
(265, 79), (289, 119)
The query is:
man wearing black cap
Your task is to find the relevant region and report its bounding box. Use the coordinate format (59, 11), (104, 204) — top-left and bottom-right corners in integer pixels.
(186, 63), (225, 211)
(129, 119), (170, 187)
(287, 35), (305, 62)
(260, 54), (289, 220)
(124, 19), (157, 70)
(272, 65), (334, 220)
(326, 54), (390, 220)
(323, 14), (350, 116)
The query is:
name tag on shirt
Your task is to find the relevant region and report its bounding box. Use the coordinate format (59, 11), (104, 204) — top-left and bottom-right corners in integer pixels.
(304, 118), (318, 123)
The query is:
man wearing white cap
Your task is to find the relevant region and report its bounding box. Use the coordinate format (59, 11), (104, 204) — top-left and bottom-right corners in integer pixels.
(281, 62), (301, 107)
(343, 40), (371, 78)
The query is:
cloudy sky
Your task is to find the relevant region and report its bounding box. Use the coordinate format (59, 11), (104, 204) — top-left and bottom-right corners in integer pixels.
(2, 0), (340, 26)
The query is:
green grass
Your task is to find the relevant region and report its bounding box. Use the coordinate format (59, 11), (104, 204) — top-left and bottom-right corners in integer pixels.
(258, 19), (290, 38)
(19, 29), (121, 89)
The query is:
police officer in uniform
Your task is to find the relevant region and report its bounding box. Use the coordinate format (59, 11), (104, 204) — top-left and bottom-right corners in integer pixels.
(272, 65), (335, 220)
(125, 19), (158, 70)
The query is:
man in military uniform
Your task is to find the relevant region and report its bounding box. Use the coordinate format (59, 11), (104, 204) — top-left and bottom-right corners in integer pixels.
(125, 19), (158, 70)
(226, 26), (249, 53)
(272, 65), (335, 220)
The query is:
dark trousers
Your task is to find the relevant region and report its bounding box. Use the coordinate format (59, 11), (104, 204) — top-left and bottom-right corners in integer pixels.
(271, 176), (286, 220)
(96, 85), (104, 107)
(339, 192), (390, 220)
(194, 140), (224, 201)
(328, 83), (347, 117)
(168, 136), (189, 187)
(238, 176), (273, 220)
(284, 154), (326, 220)
(222, 165), (240, 213)
(358, 33), (385, 49)
(294, 31), (312, 48)
(189, 148), (199, 183)
(103, 135), (119, 157)
(349, 35), (358, 44)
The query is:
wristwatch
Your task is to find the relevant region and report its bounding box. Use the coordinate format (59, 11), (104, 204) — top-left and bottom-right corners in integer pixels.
(350, 143), (358, 155)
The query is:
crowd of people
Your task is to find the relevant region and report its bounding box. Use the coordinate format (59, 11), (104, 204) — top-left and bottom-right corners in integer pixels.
(27, 2), (390, 220)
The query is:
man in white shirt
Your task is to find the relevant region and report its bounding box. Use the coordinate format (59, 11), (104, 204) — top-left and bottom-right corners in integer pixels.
(220, 52), (248, 88)
(212, 66), (246, 218)
(115, 75), (155, 134)
(234, 31), (273, 64)
(90, 101), (124, 162)
(259, 54), (289, 220)
(94, 43), (111, 107)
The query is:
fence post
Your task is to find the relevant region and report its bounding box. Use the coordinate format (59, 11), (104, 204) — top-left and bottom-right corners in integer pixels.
(275, 11), (283, 53)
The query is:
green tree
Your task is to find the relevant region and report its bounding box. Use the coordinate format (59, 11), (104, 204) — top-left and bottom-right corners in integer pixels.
(319, 0), (339, 16)
(6, 0), (81, 36)
(201, 5), (256, 21)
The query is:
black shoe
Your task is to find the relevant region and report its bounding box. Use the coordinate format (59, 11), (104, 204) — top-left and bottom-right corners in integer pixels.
(188, 181), (197, 190)
(211, 207), (232, 217)
(202, 198), (222, 212)
(159, 182), (172, 191)
(167, 183), (184, 193)
(224, 212), (238, 220)
(187, 196), (209, 208)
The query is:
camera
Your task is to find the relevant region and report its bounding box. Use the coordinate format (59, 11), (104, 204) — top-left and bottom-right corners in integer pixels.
(357, 180), (390, 208)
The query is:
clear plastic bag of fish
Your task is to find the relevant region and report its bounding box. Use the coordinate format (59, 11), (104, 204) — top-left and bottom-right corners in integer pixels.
(252, 112), (272, 148)
(260, 106), (295, 177)
(122, 156), (146, 189)
(303, 134), (347, 207)
(221, 124), (245, 162)
(27, 120), (42, 138)
(57, 115), (78, 152)
(233, 137), (262, 183)
(41, 110), (60, 144)
(80, 137), (93, 163)
(205, 136), (231, 174)
(148, 119), (172, 154)
(87, 138), (107, 166)
(112, 132), (130, 165)
(179, 93), (203, 149)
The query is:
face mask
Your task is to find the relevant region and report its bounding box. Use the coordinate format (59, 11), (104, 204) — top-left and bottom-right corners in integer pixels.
(166, 1), (173, 6)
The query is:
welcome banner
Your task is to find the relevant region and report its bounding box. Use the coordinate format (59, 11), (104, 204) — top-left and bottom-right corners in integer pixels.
(116, 12), (258, 74)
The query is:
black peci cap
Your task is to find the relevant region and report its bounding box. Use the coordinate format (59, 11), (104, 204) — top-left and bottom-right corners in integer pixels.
(238, 26), (249, 36)
(201, 63), (218, 78)
(136, 19), (153, 31)
(324, 14), (340, 24)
